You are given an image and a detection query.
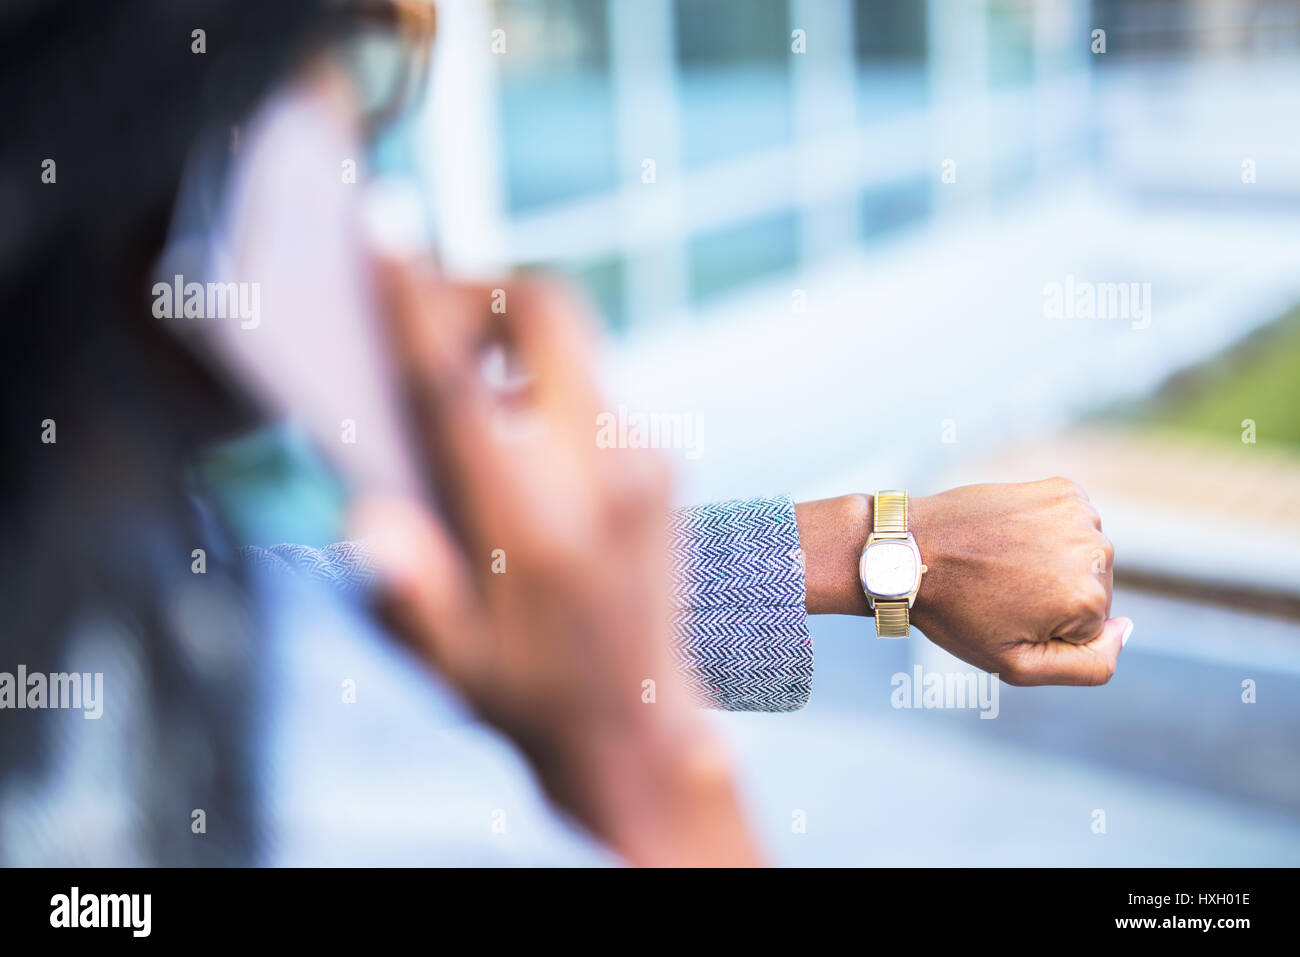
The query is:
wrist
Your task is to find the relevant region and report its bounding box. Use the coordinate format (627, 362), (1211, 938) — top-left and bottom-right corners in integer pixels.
(795, 493), (874, 616)
(795, 491), (946, 622)
(904, 494), (939, 632)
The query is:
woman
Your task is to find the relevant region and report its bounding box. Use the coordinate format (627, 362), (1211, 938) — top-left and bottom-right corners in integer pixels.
(0, 0), (1128, 866)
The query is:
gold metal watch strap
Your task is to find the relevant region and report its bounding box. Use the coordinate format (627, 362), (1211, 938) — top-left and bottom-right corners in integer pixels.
(873, 490), (911, 637)
(873, 489), (908, 537)
(874, 600), (911, 638)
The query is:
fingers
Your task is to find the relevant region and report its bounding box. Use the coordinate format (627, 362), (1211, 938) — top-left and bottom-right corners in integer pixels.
(374, 255), (602, 427)
(500, 278), (603, 427)
(1095, 533), (1115, 617)
(1008, 616), (1133, 686)
(1011, 477), (1122, 682)
(1054, 492), (1114, 641)
(1040, 475), (1089, 502)
(370, 256), (608, 548)
(1052, 575), (1112, 644)
(349, 496), (484, 681)
(370, 257), (508, 537)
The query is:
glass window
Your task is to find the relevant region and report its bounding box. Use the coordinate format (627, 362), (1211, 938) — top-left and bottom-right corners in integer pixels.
(853, 0), (929, 123)
(495, 0), (618, 212)
(859, 176), (930, 243)
(675, 0), (794, 167)
(987, 0), (1035, 88)
(687, 210), (799, 304)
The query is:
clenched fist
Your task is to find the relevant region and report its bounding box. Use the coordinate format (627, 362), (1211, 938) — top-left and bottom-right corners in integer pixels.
(798, 479), (1132, 686)
(908, 479), (1131, 686)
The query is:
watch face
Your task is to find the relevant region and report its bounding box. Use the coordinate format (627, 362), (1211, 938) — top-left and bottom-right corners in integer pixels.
(860, 540), (920, 598)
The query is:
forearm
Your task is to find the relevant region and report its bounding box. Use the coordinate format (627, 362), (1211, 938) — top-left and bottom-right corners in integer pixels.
(797, 492), (951, 629)
(246, 507), (815, 714)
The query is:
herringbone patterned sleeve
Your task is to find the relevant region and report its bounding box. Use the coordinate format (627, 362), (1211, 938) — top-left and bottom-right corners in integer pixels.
(666, 495), (812, 711)
(242, 493), (813, 713)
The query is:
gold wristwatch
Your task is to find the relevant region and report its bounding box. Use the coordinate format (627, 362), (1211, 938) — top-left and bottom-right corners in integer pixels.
(858, 490), (927, 638)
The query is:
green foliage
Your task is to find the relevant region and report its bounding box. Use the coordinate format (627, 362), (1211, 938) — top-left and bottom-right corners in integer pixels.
(1100, 306), (1300, 452)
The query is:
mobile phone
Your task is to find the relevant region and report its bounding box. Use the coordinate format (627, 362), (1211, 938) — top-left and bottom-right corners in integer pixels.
(160, 75), (428, 503)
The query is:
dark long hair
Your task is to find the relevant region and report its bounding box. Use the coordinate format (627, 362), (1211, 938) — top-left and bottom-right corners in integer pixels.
(0, 0), (338, 863)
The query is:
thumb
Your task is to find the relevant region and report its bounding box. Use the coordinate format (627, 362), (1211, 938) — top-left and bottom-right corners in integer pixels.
(349, 496), (482, 678)
(1013, 616), (1133, 686)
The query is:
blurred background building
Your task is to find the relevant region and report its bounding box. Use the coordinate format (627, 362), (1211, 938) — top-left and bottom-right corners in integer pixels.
(224, 0), (1300, 864)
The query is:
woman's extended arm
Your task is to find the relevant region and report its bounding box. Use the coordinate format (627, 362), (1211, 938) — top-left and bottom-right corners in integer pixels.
(248, 477), (1131, 722)
(246, 494), (816, 712)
